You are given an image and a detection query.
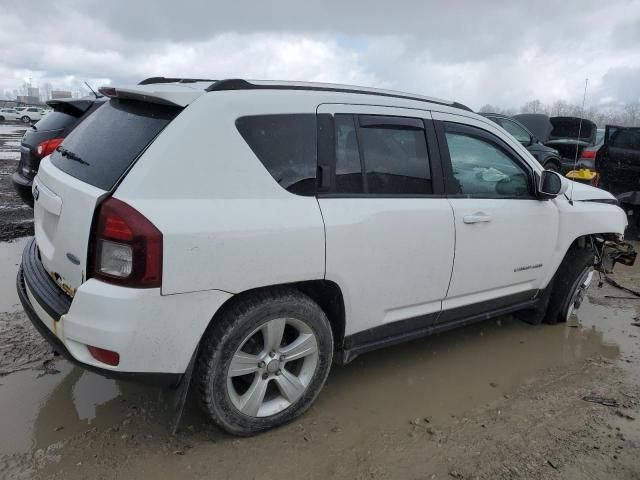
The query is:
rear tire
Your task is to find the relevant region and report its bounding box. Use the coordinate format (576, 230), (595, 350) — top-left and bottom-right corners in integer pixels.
(544, 247), (595, 324)
(21, 116), (30, 124)
(195, 288), (333, 436)
(0, 116), (5, 122)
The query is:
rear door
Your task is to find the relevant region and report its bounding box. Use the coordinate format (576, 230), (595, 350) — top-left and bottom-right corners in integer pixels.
(600, 126), (640, 194)
(432, 112), (558, 318)
(33, 99), (181, 296)
(316, 104), (455, 339)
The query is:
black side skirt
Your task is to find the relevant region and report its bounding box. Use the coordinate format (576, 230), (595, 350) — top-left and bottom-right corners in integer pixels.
(340, 289), (542, 364)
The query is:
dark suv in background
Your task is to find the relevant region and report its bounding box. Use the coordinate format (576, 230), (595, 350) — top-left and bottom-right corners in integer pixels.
(480, 113), (563, 171)
(597, 126), (640, 194)
(11, 96), (105, 206)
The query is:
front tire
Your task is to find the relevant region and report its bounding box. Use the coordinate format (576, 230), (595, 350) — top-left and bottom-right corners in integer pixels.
(195, 288), (333, 436)
(545, 247), (595, 324)
(21, 116), (30, 124)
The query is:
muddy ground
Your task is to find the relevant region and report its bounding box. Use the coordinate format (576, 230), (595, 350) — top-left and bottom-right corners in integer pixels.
(0, 124), (33, 242)
(0, 131), (639, 479)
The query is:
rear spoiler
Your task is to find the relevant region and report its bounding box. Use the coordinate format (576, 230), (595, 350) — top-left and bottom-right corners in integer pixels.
(98, 85), (205, 107)
(46, 97), (101, 117)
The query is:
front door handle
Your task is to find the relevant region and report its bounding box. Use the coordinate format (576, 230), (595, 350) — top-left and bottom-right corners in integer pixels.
(463, 213), (492, 224)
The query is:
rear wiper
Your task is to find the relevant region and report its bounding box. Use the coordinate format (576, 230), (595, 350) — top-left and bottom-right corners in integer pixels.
(56, 146), (90, 166)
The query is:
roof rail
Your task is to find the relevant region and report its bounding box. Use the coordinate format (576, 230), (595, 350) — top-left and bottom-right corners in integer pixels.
(206, 79), (472, 112)
(138, 77), (217, 85)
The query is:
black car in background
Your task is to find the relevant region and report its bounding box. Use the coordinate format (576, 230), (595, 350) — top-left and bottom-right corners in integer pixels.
(597, 126), (640, 194)
(480, 113), (563, 171)
(11, 96), (105, 206)
(514, 114), (598, 172)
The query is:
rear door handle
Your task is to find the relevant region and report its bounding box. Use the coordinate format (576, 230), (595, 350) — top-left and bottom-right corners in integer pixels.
(463, 213), (492, 224)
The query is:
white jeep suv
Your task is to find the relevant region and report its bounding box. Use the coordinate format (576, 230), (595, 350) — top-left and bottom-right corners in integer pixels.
(17, 78), (633, 435)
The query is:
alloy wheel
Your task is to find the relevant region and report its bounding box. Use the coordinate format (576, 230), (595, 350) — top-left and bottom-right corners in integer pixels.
(226, 317), (319, 417)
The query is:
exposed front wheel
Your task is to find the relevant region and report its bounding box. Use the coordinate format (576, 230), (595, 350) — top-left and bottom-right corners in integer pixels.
(195, 289), (333, 436)
(21, 116), (30, 124)
(545, 247), (595, 324)
(0, 116), (5, 122)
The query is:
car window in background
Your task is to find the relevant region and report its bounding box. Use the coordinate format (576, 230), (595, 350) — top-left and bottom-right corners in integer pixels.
(445, 131), (529, 197)
(32, 111), (77, 131)
(611, 129), (640, 151)
(595, 129), (605, 145)
(498, 119), (531, 144)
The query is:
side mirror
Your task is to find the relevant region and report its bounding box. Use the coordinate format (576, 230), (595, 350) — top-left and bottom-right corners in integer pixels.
(538, 170), (568, 199)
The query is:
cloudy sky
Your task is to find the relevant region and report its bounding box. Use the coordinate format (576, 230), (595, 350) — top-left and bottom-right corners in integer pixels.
(1, 0), (639, 110)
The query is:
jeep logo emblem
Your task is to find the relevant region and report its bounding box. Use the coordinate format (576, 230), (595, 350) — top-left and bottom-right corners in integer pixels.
(33, 185), (39, 201)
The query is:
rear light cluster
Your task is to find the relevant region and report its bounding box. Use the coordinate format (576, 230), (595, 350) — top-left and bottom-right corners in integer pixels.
(35, 137), (64, 158)
(580, 150), (596, 160)
(89, 198), (163, 288)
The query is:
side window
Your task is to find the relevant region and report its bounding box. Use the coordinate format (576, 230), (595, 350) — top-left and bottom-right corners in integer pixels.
(444, 125), (531, 197)
(499, 119), (531, 144)
(334, 114), (363, 193)
(236, 114), (317, 196)
(359, 119), (431, 194)
(611, 129), (640, 151)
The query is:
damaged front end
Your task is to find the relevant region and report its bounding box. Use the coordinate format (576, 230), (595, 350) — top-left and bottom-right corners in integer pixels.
(592, 235), (637, 274)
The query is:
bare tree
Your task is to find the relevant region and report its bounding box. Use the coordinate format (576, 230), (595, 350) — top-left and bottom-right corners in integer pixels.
(520, 99), (544, 114)
(624, 101), (640, 127)
(479, 104), (499, 113)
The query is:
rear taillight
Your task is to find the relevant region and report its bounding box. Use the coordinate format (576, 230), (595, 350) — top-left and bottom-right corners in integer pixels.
(580, 149), (596, 160)
(35, 137), (64, 158)
(89, 197), (162, 288)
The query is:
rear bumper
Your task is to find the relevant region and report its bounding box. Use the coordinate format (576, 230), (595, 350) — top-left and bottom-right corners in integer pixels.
(17, 265), (181, 386)
(17, 238), (181, 386)
(17, 238), (232, 383)
(11, 171), (34, 207)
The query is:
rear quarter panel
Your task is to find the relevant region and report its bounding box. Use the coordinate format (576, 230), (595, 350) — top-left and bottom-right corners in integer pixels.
(113, 91), (326, 295)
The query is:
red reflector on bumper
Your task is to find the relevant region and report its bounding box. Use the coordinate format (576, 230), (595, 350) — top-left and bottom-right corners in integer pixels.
(88, 345), (120, 366)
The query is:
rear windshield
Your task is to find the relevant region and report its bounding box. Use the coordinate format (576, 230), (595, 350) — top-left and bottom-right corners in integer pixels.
(33, 111), (78, 132)
(51, 99), (181, 191)
(550, 120), (594, 141)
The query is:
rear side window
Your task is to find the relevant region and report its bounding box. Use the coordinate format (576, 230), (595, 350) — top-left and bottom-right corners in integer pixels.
(32, 111), (77, 132)
(610, 129), (640, 151)
(334, 115), (363, 193)
(236, 114), (317, 196)
(359, 121), (431, 194)
(51, 99), (181, 191)
(332, 114), (432, 195)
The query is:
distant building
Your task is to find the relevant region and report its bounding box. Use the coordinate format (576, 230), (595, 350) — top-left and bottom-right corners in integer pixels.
(17, 95), (43, 106)
(51, 90), (73, 99)
(27, 87), (39, 98)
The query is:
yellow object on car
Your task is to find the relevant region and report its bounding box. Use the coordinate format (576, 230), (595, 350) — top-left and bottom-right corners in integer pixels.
(566, 168), (597, 185)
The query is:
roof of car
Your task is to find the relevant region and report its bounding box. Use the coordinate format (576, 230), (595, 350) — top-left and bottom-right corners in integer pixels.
(132, 77), (472, 112)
